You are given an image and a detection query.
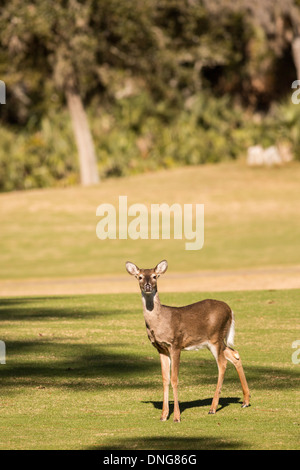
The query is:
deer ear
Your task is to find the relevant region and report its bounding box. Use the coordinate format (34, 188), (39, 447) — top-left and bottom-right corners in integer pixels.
(125, 261), (140, 277)
(155, 260), (168, 276)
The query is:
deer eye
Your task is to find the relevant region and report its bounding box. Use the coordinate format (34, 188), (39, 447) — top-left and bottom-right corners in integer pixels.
(152, 275), (157, 279)
(138, 275), (143, 280)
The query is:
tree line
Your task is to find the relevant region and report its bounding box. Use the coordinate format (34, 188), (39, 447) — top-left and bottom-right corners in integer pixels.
(0, 0), (300, 190)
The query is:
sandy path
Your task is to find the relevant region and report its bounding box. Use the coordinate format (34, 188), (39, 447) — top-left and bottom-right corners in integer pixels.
(1, 265), (299, 297)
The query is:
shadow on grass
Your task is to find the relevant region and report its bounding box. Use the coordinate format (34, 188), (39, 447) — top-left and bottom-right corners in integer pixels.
(0, 341), (158, 393)
(1, 333), (299, 394)
(143, 396), (243, 418)
(0, 296), (299, 399)
(0, 295), (135, 321)
(1, 336), (298, 403)
(90, 435), (245, 450)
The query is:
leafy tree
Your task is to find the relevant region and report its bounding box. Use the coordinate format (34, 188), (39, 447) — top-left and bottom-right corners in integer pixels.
(0, 0), (99, 185)
(1, 0), (300, 192)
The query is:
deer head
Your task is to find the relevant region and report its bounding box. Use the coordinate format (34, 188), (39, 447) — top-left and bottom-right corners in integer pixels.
(125, 260), (168, 294)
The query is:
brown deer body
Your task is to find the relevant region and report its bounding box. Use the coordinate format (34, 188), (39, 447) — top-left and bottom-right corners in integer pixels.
(126, 260), (250, 422)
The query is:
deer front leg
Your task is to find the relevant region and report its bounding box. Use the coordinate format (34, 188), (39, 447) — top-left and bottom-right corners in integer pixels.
(170, 348), (181, 422)
(159, 353), (170, 421)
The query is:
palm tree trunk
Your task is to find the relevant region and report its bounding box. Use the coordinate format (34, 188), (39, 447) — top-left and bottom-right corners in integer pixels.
(66, 88), (99, 186)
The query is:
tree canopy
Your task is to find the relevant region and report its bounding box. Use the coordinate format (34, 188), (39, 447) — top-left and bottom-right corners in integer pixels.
(0, 0), (300, 190)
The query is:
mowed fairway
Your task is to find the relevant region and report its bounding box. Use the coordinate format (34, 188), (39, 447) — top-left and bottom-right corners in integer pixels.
(1, 160), (300, 286)
(0, 289), (299, 450)
(0, 161), (300, 449)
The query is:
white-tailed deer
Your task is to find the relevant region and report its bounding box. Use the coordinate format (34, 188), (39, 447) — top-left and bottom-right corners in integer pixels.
(126, 260), (250, 422)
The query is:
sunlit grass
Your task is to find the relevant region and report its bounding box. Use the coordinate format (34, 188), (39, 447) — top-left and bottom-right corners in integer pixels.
(0, 289), (299, 449)
(1, 161), (300, 280)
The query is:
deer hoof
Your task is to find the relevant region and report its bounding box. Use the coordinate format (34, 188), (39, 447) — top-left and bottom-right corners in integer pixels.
(208, 409), (216, 415)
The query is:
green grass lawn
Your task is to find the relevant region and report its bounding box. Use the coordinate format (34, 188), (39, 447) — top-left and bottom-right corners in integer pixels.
(0, 289), (299, 450)
(1, 161), (300, 281)
(0, 160), (299, 449)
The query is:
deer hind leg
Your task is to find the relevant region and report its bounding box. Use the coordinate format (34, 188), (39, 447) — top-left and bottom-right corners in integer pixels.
(224, 347), (250, 408)
(159, 353), (170, 421)
(209, 344), (228, 414)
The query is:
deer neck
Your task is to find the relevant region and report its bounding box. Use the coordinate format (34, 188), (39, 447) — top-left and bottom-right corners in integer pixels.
(141, 290), (161, 315)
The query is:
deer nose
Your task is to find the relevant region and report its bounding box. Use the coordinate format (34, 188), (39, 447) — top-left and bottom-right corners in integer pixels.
(144, 283), (152, 292)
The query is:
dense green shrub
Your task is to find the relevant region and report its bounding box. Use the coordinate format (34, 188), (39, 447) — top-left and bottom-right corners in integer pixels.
(0, 111), (78, 191)
(1, 91), (298, 191)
